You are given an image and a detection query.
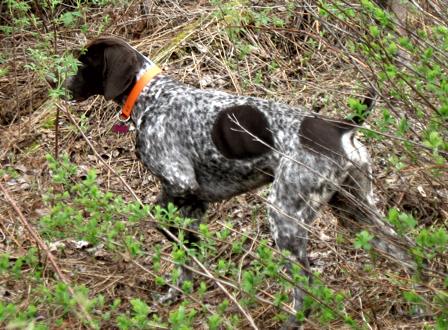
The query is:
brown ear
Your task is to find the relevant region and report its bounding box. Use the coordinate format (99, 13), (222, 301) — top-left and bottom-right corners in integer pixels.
(102, 45), (138, 100)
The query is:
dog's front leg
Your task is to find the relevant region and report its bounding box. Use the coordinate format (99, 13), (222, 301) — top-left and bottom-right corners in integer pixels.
(155, 186), (208, 304)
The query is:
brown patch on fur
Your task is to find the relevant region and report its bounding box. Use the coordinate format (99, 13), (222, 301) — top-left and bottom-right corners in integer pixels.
(212, 105), (274, 159)
(299, 116), (350, 159)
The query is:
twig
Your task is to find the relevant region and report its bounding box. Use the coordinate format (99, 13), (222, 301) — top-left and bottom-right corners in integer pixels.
(55, 106), (60, 160)
(127, 255), (235, 329)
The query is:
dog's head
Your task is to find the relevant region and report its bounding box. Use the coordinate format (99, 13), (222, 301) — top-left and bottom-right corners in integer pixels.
(61, 37), (143, 102)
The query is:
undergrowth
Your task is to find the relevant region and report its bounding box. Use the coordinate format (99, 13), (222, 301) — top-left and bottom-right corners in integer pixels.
(1, 0), (447, 329)
(2, 155), (364, 328)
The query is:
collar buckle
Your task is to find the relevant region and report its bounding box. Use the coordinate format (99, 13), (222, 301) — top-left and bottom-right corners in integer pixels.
(116, 110), (130, 123)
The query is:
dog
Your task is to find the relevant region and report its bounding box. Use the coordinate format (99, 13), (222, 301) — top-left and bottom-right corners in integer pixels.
(61, 37), (415, 328)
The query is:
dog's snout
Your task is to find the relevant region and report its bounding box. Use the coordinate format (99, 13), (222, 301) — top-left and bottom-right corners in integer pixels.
(45, 75), (58, 88)
(46, 74), (75, 101)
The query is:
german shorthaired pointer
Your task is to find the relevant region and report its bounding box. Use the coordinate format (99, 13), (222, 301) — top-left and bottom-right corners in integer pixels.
(62, 37), (415, 328)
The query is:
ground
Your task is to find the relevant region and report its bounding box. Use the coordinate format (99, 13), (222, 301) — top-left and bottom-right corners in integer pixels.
(0, 1), (447, 329)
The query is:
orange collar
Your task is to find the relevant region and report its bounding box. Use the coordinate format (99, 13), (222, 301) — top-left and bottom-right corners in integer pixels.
(120, 65), (162, 120)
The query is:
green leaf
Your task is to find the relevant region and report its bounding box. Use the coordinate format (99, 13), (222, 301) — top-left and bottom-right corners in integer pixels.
(402, 291), (422, 303)
(130, 298), (150, 317)
(354, 230), (374, 251)
(60, 12), (75, 27)
(386, 41), (398, 55)
(369, 25), (380, 37)
(208, 314), (222, 330)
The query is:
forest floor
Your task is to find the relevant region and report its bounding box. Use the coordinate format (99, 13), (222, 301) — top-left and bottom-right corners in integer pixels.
(1, 1), (446, 329)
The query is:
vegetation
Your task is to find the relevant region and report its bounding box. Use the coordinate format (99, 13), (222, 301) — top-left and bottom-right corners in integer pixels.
(0, 0), (447, 329)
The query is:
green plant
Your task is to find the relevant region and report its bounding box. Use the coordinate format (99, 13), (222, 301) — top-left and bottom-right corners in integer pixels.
(40, 154), (149, 248)
(116, 299), (164, 329)
(168, 303), (196, 330)
(354, 230), (374, 251)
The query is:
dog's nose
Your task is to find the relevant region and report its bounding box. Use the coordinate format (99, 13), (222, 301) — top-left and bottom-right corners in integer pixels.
(45, 75), (57, 88)
(45, 75), (74, 101)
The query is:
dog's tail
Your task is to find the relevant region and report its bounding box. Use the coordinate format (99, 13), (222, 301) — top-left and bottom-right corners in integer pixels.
(345, 88), (377, 126)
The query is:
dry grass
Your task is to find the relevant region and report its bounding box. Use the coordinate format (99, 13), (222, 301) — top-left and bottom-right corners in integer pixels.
(1, 1), (446, 329)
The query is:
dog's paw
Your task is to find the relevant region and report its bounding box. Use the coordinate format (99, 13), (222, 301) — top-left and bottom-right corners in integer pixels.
(279, 315), (304, 330)
(154, 287), (182, 305)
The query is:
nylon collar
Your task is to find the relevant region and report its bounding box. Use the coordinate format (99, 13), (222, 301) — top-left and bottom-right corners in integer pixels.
(119, 65), (162, 121)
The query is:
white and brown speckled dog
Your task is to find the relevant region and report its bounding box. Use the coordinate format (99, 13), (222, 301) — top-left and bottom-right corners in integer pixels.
(62, 37), (415, 328)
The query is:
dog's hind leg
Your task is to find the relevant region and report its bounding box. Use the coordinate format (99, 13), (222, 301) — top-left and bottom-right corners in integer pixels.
(267, 158), (334, 328)
(329, 164), (429, 317)
(329, 164), (416, 270)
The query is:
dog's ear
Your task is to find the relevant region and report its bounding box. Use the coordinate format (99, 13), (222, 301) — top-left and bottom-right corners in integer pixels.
(102, 44), (139, 100)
